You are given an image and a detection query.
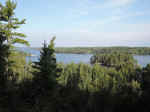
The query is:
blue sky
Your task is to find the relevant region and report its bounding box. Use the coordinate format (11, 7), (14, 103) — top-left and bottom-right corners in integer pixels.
(7, 0), (150, 47)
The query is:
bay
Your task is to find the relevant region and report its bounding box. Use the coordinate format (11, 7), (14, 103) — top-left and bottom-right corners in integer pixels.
(18, 47), (150, 67)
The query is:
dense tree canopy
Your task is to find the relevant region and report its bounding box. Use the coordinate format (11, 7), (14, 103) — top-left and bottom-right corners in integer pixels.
(90, 53), (138, 68)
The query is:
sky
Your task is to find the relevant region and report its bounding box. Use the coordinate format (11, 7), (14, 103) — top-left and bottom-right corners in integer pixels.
(3, 0), (150, 47)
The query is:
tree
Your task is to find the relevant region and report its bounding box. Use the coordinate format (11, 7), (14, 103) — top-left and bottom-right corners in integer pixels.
(0, 15), (10, 112)
(0, 0), (29, 111)
(0, 0), (29, 76)
(31, 37), (59, 111)
(0, 0), (29, 79)
(0, 0), (29, 46)
(33, 37), (57, 91)
(140, 64), (150, 111)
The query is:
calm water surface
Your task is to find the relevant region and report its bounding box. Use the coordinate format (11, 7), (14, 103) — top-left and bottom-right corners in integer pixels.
(134, 55), (150, 67)
(18, 47), (150, 67)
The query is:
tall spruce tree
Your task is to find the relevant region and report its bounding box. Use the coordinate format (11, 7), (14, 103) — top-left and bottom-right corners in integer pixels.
(0, 17), (10, 112)
(31, 37), (59, 111)
(0, 0), (29, 111)
(0, 0), (29, 80)
(32, 37), (58, 93)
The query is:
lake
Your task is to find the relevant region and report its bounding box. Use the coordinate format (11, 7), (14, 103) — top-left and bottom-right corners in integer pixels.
(18, 47), (150, 68)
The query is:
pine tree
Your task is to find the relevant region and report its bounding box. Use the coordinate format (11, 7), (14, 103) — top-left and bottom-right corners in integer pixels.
(0, 0), (29, 46)
(0, 18), (10, 112)
(0, 0), (29, 79)
(0, 0), (29, 111)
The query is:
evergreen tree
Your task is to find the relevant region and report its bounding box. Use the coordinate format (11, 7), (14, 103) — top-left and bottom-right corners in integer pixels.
(140, 64), (150, 111)
(0, 0), (29, 79)
(33, 37), (57, 91)
(0, 0), (29, 77)
(31, 37), (59, 111)
(0, 0), (29, 111)
(0, 0), (29, 46)
(0, 15), (10, 112)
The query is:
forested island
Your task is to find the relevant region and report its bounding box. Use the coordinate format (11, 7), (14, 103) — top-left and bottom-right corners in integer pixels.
(0, 1), (150, 112)
(32, 47), (150, 55)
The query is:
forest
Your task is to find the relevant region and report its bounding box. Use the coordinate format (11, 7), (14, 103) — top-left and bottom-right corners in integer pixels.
(54, 47), (150, 54)
(0, 1), (150, 112)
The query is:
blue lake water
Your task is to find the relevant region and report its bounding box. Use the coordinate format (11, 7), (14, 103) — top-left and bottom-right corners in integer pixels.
(133, 55), (150, 67)
(18, 47), (150, 68)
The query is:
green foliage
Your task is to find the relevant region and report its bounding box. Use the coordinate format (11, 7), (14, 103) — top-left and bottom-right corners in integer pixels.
(51, 47), (150, 55)
(0, 27), (10, 112)
(56, 60), (142, 112)
(0, 0), (29, 46)
(32, 37), (58, 90)
(90, 52), (138, 68)
(141, 64), (150, 110)
(9, 50), (33, 81)
(0, 1), (29, 111)
(0, 0), (30, 80)
(22, 37), (60, 112)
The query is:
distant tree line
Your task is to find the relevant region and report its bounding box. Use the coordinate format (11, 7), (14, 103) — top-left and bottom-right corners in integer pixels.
(0, 1), (150, 112)
(53, 47), (150, 55)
